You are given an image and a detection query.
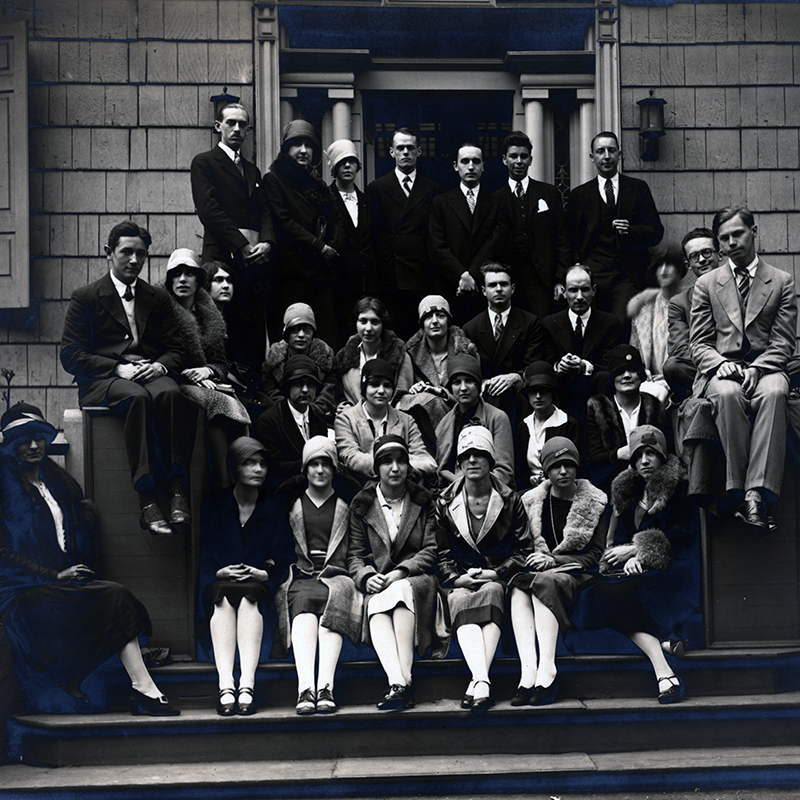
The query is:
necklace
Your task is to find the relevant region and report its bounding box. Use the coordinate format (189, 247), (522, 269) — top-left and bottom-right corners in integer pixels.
(383, 489), (405, 505)
(548, 490), (569, 546)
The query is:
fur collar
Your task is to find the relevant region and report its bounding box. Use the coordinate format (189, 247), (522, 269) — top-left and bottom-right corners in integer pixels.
(334, 330), (407, 373)
(264, 338), (334, 376)
(611, 454), (687, 516)
(350, 479), (430, 518)
(167, 289), (227, 368)
(586, 393), (663, 451)
(269, 152), (332, 210)
(521, 478), (608, 555)
(405, 325), (476, 385)
(626, 287), (661, 319)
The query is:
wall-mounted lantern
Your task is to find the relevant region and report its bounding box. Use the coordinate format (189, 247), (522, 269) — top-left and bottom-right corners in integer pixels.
(210, 88), (241, 121)
(637, 90), (667, 162)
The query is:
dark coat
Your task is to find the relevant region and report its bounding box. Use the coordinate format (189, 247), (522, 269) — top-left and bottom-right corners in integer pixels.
(541, 308), (621, 371)
(492, 180), (572, 289)
(329, 181), (375, 293)
(428, 186), (503, 284)
(262, 153), (341, 281)
(435, 475), (532, 587)
(166, 288), (228, 380)
(367, 170), (441, 291)
(60, 274), (185, 406)
(190, 145), (275, 262)
(566, 175), (664, 289)
(348, 481), (448, 658)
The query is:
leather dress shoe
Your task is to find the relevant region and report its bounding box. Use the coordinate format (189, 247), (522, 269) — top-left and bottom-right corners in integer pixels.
(169, 493), (191, 526)
(510, 685), (536, 706)
(217, 688), (236, 717)
(237, 687), (257, 716)
(657, 674), (686, 704)
(296, 688), (316, 715)
(460, 692), (474, 709)
(377, 684), (414, 710)
(530, 676), (559, 706)
(139, 504), (174, 537)
(470, 680), (494, 711)
(734, 499), (768, 532)
(765, 513), (778, 533)
(316, 685), (338, 714)
(130, 689), (180, 716)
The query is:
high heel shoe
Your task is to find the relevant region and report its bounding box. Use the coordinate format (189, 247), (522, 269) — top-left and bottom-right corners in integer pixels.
(130, 689), (180, 716)
(657, 674), (686, 704)
(530, 676), (559, 706)
(237, 686), (257, 716)
(217, 688), (236, 717)
(661, 639), (687, 659)
(470, 680), (494, 711)
(510, 685), (536, 706)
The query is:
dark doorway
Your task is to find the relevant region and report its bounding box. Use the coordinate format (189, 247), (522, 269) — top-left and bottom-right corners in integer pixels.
(363, 91), (514, 192)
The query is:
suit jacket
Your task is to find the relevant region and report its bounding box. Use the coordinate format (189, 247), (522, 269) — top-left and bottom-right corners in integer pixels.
(566, 174), (663, 288)
(190, 145), (274, 262)
(667, 287), (693, 362)
(428, 185), (502, 284)
(367, 170), (441, 291)
(462, 307), (544, 378)
(253, 399), (329, 487)
(493, 180), (572, 289)
(329, 182), (375, 293)
(541, 308), (621, 371)
(60, 274), (185, 406)
(689, 259), (797, 395)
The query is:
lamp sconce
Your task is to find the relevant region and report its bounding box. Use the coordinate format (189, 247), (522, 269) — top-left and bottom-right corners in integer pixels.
(637, 90), (667, 162)
(210, 87), (241, 120)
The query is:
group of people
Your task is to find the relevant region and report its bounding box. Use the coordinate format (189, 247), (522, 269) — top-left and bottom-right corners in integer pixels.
(1, 107), (795, 722)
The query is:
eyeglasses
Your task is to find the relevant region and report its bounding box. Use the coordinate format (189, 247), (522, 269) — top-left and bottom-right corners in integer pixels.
(686, 248), (717, 263)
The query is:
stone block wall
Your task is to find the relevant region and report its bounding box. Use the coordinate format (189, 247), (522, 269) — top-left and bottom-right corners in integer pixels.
(620, 1), (800, 289)
(0, 0), (255, 426)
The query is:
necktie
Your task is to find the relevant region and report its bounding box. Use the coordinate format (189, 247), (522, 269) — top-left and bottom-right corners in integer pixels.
(343, 192), (356, 204)
(573, 316), (584, 354)
(466, 188), (476, 215)
(493, 313), (504, 341)
(233, 153), (244, 176)
(402, 176), (412, 197)
(123, 285), (134, 302)
(735, 267), (750, 309)
(302, 416), (310, 441)
(605, 178), (615, 210)
(515, 181), (524, 199)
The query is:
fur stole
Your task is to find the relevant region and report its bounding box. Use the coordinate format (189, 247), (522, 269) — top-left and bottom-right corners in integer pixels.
(269, 152), (335, 222)
(350, 479), (431, 519)
(167, 289), (228, 372)
(611, 454), (687, 516)
(632, 528), (671, 571)
(264, 338), (334, 381)
(521, 478), (608, 556)
(334, 330), (407, 374)
(587, 393), (665, 452)
(626, 287), (660, 320)
(405, 325), (477, 385)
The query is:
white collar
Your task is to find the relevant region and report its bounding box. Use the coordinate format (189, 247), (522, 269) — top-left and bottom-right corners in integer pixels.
(109, 270), (137, 299)
(287, 400), (309, 427)
(490, 306), (511, 326)
(568, 308), (591, 329)
(218, 142), (240, 163)
(730, 254), (759, 280)
(508, 176), (529, 193)
(395, 167), (417, 186)
(597, 173), (619, 190)
(614, 395), (641, 421)
(360, 399), (388, 427)
(460, 183), (480, 199)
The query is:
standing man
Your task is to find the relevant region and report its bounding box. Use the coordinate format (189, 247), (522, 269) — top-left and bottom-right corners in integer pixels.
(663, 227), (722, 401)
(191, 102), (274, 371)
(367, 127), (441, 339)
(428, 142), (502, 313)
(690, 208), (797, 531)
(566, 131), (664, 324)
(492, 131), (572, 321)
(60, 221), (196, 537)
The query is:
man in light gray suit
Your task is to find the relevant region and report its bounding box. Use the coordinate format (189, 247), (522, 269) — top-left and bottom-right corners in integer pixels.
(690, 207), (797, 531)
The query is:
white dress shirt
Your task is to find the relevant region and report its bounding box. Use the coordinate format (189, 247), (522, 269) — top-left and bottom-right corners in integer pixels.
(597, 173), (620, 205)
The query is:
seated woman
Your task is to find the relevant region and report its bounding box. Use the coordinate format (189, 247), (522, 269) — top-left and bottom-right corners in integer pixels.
(396, 295), (478, 452)
(516, 361), (583, 489)
(585, 344), (669, 493)
(510, 438), (607, 705)
(272, 437), (362, 715)
(569, 425), (696, 704)
(348, 435), (448, 710)
(333, 296), (412, 410)
(0, 403), (178, 715)
(198, 437), (294, 716)
(435, 426), (531, 711)
(164, 248), (250, 488)
(334, 358), (436, 483)
(261, 303), (337, 423)
(628, 247), (688, 404)
(435, 356), (515, 488)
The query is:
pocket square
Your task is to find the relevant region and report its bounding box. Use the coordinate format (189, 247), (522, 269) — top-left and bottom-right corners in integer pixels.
(537, 198), (549, 212)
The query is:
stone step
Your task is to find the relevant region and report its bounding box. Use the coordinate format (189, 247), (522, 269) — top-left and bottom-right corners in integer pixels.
(12, 689), (800, 768)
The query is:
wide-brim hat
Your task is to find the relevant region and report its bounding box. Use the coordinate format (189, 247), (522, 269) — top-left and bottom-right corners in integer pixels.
(0, 402), (58, 449)
(629, 425), (668, 463)
(281, 120), (321, 166)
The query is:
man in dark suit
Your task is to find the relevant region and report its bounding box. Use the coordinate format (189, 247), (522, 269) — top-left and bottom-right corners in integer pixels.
(690, 208), (797, 531)
(326, 139), (376, 347)
(253, 354), (329, 491)
(367, 127), (441, 339)
(428, 142), (502, 314)
(541, 264), (621, 422)
(462, 263), (544, 429)
(566, 131), (664, 324)
(60, 221), (196, 536)
(663, 227), (723, 401)
(492, 131), (572, 320)
(190, 102), (275, 370)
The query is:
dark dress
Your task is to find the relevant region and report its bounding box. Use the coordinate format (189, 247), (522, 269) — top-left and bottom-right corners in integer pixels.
(0, 457), (151, 687)
(568, 455), (698, 641)
(197, 486), (294, 661)
(513, 478), (607, 632)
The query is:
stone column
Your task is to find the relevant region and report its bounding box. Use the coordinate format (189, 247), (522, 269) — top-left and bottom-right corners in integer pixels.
(329, 88), (354, 141)
(522, 87), (549, 183)
(255, 5), (281, 172)
(576, 89), (596, 187)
